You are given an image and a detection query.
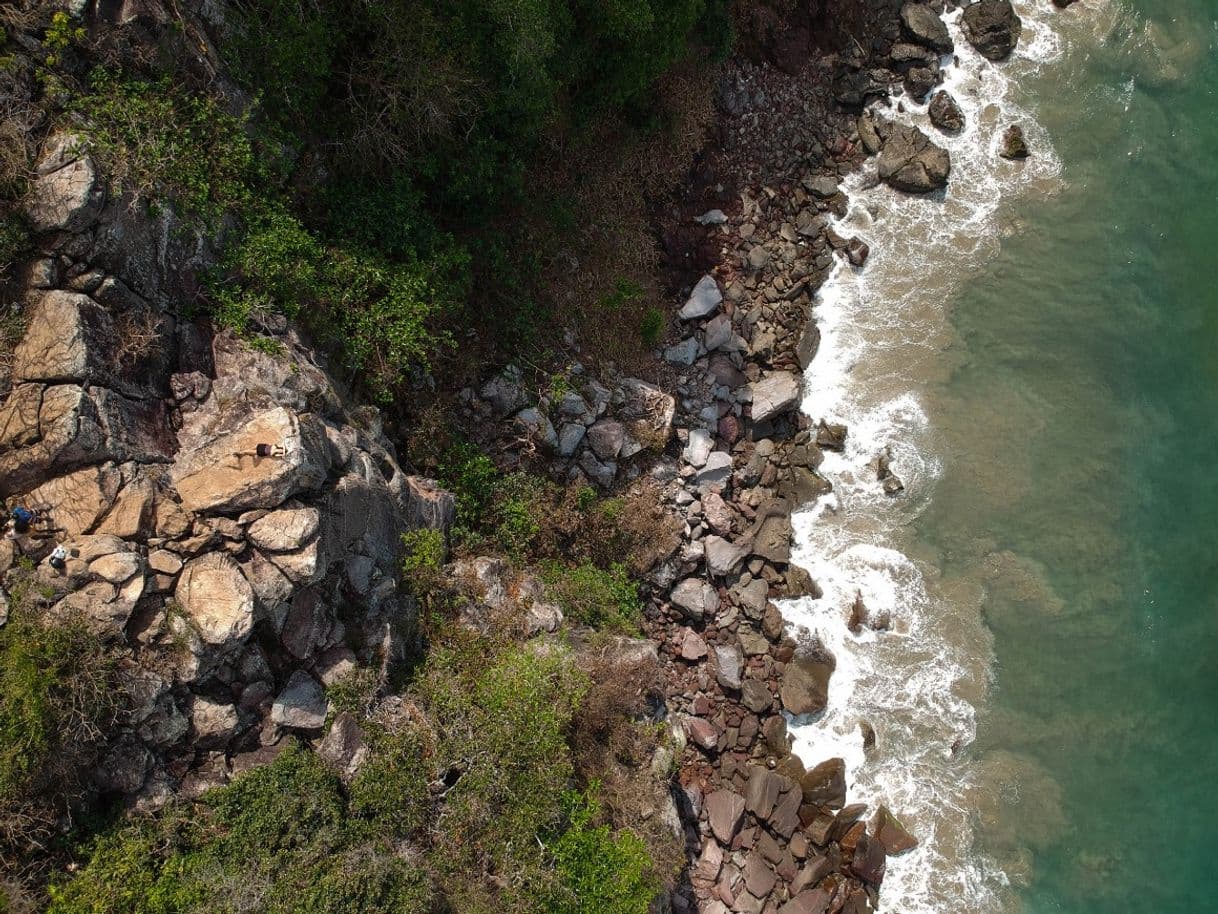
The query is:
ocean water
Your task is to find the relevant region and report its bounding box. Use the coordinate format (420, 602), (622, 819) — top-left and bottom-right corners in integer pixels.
(782, 2), (1218, 912)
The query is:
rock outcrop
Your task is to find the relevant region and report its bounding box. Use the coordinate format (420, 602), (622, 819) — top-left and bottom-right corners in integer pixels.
(876, 122), (951, 194)
(0, 132), (454, 809)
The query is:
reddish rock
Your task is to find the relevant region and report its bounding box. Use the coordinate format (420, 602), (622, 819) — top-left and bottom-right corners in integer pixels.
(851, 833), (887, 886)
(778, 888), (832, 914)
(743, 851), (777, 897)
(705, 788), (747, 844)
(685, 716), (719, 751)
(681, 629), (709, 661)
(800, 758), (847, 809)
(872, 804), (919, 855)
(719, 414), (741, 444)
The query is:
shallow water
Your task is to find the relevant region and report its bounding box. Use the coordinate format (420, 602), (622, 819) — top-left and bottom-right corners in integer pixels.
(783, 2), (1218, 912)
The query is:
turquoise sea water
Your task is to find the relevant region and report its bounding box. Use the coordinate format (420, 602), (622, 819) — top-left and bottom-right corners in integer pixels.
(919, 3), (1218, 911)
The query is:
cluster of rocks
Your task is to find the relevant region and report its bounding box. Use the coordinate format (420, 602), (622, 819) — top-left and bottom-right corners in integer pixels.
(1, 129), (453, 808)
(461, 364), (676, 489)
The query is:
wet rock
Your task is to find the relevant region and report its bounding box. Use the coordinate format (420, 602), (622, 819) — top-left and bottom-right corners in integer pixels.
(271, 670), (328, 732)
(800, 757), (847, 809)
(751, 372), (802, 423)
(929, 91), (966, 133)
(873, 804), (919, 855)
(671, 578), (720, 620)
(877, 123), (951, 194)
(705, 788), (747, 843)
(851, 833), (887, 886)
(816, 421), (848, 452)
(900, 2), (953, 53)
(1000, 124), (1031, 159)
(904, 64), (941, 100)
(797, 323), (821, 370)
(680, 275), (723, 320)
(962, 0), (1023, 61)
(846, 238), (870, 267)
(782, 643), (836, 716)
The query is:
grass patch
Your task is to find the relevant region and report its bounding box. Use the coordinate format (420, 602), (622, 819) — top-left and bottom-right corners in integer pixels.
(542, 561), (641, 632)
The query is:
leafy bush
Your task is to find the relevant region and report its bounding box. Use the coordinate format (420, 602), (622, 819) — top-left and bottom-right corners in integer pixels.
(348, 724), (431, 839)
(400, 527), (447, 601)
(47, 743), (440, 914)
(436, 442), (500, 537)
(0, 598), (119, 849)
(73, 68), (256, 223)
(542, 561), (641, 631)
(547, 786), (658, 914)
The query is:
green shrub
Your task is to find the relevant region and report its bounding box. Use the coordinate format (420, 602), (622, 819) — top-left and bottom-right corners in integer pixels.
(348, 725), (431, 839)
(491, 472), (544, 558)
(0, 213), (28, 275)
(400, 527), (447, 600)
(542, 561), (641, 631)
(420, 640), (588, 894)
(436, 442), (500, 537)
(73, 68), (256, 223)
(547, 786), (658, 914)
(0, 604), (118, 814)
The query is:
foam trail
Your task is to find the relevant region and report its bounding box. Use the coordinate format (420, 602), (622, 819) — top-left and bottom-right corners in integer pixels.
(780, 4), (1079, 912)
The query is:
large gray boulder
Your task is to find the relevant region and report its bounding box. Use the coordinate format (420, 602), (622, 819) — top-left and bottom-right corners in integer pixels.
(900, 3), (953, 53)
(962, 0), (1023, 61)
(751, 372), (803, 423)
(878, 124), (951, 194)
(271, 670), (328, 731)
(175, 552), (256, 647)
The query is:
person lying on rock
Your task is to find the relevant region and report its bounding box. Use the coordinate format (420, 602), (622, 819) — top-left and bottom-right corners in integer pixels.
(47, 544), (68, 572)
(231, 442), (287, 460)
(8, 505), (37, 536)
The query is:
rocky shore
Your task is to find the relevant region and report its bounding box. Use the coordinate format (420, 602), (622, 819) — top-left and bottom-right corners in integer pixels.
(0, 0), (1048, 910)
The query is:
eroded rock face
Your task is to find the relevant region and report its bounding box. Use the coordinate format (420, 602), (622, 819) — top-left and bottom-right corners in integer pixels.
(23, 133), (106, 233)
(877, 123), (951, 194)
(962, 0), (1023, 61)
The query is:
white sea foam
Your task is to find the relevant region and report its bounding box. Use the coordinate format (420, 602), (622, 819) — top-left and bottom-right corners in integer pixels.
(780, 3), (1079, 912)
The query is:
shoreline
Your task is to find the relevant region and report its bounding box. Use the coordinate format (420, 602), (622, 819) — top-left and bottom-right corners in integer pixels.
(639, 3), (1074, 911)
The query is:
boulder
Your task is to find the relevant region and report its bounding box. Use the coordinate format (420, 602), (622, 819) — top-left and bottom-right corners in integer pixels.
(873, 805), (919, 855)
(480, 365), (527, 418)
(741, 679), (772, 713)
(680, 629), (708, 661)
(587, 419), (626, 460)
(26, 463), (121, 537)
(877, 124), (951, 194)
(961, 0), (1022, 61)
(800, 758), (847, 809)
(618, 378), (675, 451)
(781, 645), (836, 716)
(24, 133), (105, 233)
(704, 535), (747, 577)
(680, 275), (723, 320)
(248, 506), (320, 553)
(751, 372), (803, 423)
(685, 716), (719, 751)
(904, 64), (941, 100)
(319, 711), (370, 778)
(900, 2), (953, 53)
(851, 833), (887, 886)
(1000, 124), (1031, 159)
(271, 670), (327, 731)
(928, 91), (966, 133)
(752, 511), (793, 565)
(175, 552), (256, 646)
(188, 696), (241, 749)
(816, 421), (848, 452)
(778, 889), (833, 914)
(172, 407), (329, 514)
(671, 577), (720, 621)
(705, 788), (747, 844)
(715, 643), (743, 690)
(514, 407), (559, 452)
